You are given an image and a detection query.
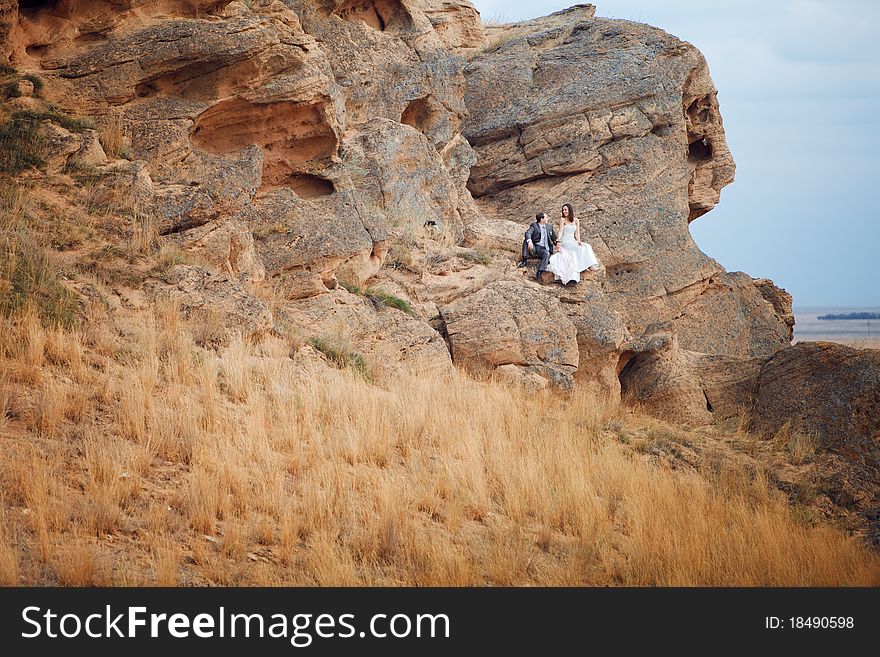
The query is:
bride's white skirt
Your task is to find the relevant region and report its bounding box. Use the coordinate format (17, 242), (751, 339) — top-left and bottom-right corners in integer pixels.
(547, 240), (599, 284)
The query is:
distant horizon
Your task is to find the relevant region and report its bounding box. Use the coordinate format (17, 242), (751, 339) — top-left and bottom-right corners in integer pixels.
(794, 305), (880, 311)
(470, 1), (880, 307)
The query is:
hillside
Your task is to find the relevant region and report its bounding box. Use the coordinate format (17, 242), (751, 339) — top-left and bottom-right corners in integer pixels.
(1, 0), (878, 584)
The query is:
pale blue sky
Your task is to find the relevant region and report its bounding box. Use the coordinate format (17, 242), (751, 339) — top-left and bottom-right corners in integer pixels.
(470, 1), (880, 307)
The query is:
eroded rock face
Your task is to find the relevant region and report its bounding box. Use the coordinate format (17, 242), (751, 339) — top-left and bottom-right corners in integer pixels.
(620, 337), (765, 426)
(248, 187), (384, 298)
(621, 339), (880, 466)
(0, 0), (17, 63)
(166, 219), (266, 289)
(463, 5), (787, 358)
(419, 0), (486, 54)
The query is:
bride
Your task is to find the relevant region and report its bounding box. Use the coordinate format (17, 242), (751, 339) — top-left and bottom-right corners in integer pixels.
(547, 203), (600, 285)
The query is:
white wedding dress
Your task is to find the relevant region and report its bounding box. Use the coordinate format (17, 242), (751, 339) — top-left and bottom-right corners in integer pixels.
(548, 223), (599, 284)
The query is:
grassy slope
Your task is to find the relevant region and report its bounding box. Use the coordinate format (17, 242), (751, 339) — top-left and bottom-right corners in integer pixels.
(1, 303), (879, 586)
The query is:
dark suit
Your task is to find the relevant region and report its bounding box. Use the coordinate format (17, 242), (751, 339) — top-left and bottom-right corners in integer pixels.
(521, 221), (558, 274)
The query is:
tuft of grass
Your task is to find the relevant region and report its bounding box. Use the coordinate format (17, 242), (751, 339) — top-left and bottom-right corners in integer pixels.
(22, 74), (44, 96)
(306, 337), (369, 377)
(339, 282), (414, 316)
(0, 113), (46, 174)
(458, 247), (492, 266)
(252, 221), (288, 241)
(367, 289), (414, 315)
(773, 423), (819, 465)
(20, 107), (95, 133)
(98, 114), (124, 159)
(0, 63), (16, 76)
(0, 233), (79, 328)
(0, 109), (95, 174)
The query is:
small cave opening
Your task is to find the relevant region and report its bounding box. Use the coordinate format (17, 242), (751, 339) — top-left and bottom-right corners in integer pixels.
(332, 0), (408, 33)
(688, 136), (712, 163)
(286, 174), (336, 199)
(25, 44), (49, 58)
(616, 351), (638, 399)
(18, 0), (61, 12)
(400, 95), (443, 139)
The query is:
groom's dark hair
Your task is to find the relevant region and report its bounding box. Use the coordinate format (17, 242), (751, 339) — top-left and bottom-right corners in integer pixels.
(535, 213), (546, 222)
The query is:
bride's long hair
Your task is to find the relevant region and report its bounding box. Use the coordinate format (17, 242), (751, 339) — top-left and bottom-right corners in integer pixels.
(562, 203), (575, 223)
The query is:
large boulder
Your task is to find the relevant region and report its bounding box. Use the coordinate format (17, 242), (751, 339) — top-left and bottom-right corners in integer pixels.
(620, 337), (765, 425)
(147, 264), (273, 339)
(276, 288), (453, 379)
(440, 279), (579, 387)
(621, 339), (880, 466)
(166, 219), (266, 289)
(750, 343), (880, 462)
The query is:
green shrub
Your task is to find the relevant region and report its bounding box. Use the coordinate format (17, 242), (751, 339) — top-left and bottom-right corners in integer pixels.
(0, 63), (15, 76)
(0, 113), (46, 173)
(0, 232), (79, 328)
(458, 248), (492, 266)
(22, 74), (43, 95)
(339, 281), (414, 315)
(306, 337), (369, 378)
(366, 289), (414, 315)
(0, 109), (95, 174)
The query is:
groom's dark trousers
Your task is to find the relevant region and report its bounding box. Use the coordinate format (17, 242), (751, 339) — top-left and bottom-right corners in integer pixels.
(521, 240), (550, 274)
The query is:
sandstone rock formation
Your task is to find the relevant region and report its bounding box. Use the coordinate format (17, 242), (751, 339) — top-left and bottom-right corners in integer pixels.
(442, 279), (580, 386)
(750, 343), (880, 462)
(147, 264), (273, 338)
(462, 5), (786, 359)
(621, 339), (880, 471)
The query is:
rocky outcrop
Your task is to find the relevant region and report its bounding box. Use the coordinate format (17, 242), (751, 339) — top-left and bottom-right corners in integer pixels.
(621, 340), (880, 466)
(277, 288), (454, 379)
(750, 343), (880, 461)
(147, 264), (273, 338)
(620, 337), (765, 426)
(420, 0), (486, 54)
(441, 280), (580, 387)
(462, 5), (786, 358)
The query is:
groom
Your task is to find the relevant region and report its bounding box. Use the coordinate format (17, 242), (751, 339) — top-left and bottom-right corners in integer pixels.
(518, 212), (558, 280)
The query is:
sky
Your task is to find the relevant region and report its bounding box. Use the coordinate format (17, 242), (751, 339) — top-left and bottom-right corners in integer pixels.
(470, 1), (880, 307)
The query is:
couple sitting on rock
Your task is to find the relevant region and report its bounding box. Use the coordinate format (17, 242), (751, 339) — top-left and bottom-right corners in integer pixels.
(517, 204), (600, 285)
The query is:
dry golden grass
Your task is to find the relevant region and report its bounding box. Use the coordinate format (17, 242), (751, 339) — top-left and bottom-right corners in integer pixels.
(0, 502), (18, 586)
(0, 308), (878, 587)
(97, 114), (125, 159)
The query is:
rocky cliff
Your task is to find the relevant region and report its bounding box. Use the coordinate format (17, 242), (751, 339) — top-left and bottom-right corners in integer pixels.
(1, 1), (876, 528)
